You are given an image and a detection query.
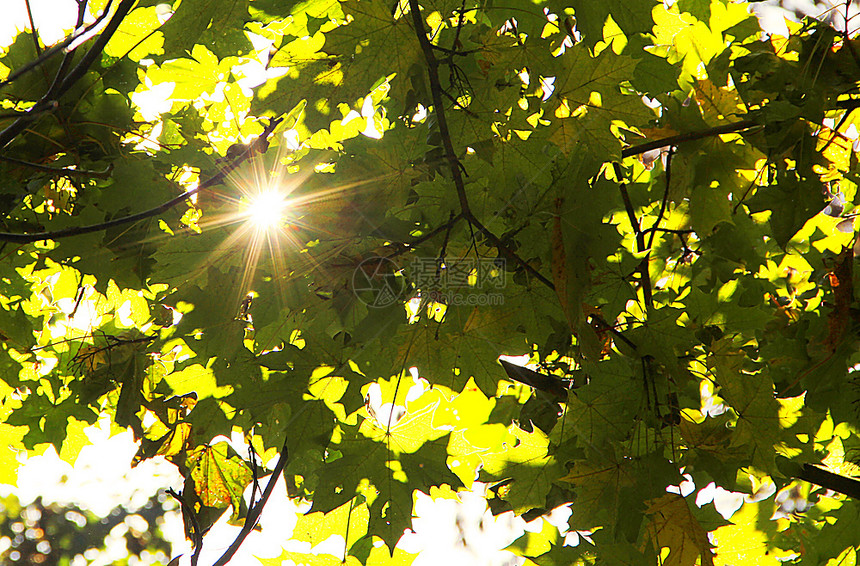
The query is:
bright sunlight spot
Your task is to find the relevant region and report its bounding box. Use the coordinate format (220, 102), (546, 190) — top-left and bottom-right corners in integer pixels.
(246, 190), (287, 229)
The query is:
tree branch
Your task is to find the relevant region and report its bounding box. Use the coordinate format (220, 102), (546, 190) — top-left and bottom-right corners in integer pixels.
(470, 214), (555, 289)
(24, 0), (44, 58)
(620, 100), (860, 159)
(44, 0), (92, 101)
(408, 0), (558, 289)
(211, 437), (290, 566)
(53, 0), (134, 96)
(407, 0), (471, 216)
(407, 0), (635, 352)
(798, 463), (860, 500)
(621, 120), (758, 159)
(0, 117), (282, 243)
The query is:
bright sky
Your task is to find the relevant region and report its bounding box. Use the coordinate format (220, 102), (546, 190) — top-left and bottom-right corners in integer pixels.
(0, 0), (849, 564)
(0, 0), (79, 47)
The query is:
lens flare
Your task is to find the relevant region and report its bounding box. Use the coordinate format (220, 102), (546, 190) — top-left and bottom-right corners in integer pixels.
(246, 190), (287, 229)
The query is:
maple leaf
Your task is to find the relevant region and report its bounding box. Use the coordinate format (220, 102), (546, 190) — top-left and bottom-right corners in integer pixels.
(643, 494), (715, 566)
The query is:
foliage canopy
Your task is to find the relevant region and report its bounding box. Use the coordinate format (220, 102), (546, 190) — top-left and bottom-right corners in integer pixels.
(2, 0), (860, 564)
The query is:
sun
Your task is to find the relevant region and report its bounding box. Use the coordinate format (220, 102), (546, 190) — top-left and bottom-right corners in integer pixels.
(245, 190), (288, 229)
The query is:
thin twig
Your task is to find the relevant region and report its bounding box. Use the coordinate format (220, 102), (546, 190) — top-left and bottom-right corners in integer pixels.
(0, 117), (282, 243)
(24, 0), (44, 57)
(53, 0), (132, 97)
(166, 488), (203, 566)
(622, 98), (860, 160)
(819, 107), (856, 155)
(409, 1), (553, 287)
(618, 178), (652, 307)
(0, 0), (135, 150)
(450, 0), (467, 51)
(387, 213), (464, 259)
(642, 227), (694, 236)
(645, 147), (674, 252)
(472, 215), (555, 288)
(408, 0), (637, 352)
(44, 0), (93, 101)
(407, 0), (471, 216)
(0, 100), (58, 120)
(436, 210), (456, 278)
(211, 437), (290, 566)
(0, 0), (113, 90)
(0, 155), (112, 178)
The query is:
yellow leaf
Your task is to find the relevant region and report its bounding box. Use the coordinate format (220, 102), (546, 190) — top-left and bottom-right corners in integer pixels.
(643, 494), (714, 566)
(0, 423), (27, 485)
(712, 503), (794, 565)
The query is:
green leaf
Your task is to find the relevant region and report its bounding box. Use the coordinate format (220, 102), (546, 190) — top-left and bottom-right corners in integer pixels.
(186, 441), (253, 523)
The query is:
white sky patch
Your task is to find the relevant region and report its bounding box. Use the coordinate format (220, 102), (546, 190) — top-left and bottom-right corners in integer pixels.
(2, 417), (182, 517)
(400, 487), (525, 566)
(0, 0), (78, 47)
(696, 482), (745, 520)
(666, 473), (696, 497)
(131, 79), (176, 122)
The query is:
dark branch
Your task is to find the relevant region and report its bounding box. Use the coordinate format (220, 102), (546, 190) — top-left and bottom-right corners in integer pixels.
(407, 0), (636, 351)
(620, 96), (860, 160)
(642, 227), (695, 236)
(211, 437), (290, 566)
(0, 117), (282, 243)
(407, 0), (559, 289)
(24, 0), (44, 58)
(621, 120), (758, 159)
(471, 215), (555, 288)
(0, 100), (58, 120)
(44, 0), (92, 100)
(645, 147), (674, 252)
(798, 463), (860, 500)
(54, 0), (133, 97)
